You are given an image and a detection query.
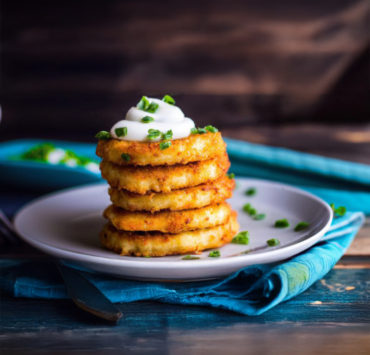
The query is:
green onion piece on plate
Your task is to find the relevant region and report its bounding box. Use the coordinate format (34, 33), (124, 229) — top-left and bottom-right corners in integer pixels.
(274, 218), (290, 228)
(267, 238), (280, 247)
(208, 250), (221, 258)
(232, 231), (249, 245)
(294, 221), (309, 232)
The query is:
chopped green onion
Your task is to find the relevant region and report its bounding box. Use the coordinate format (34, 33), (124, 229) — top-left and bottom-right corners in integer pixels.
(243, 203), (257, 216)
(294, 221), (309, 232)
(141, 116), (154, 123)
(205, 125), (218, 133)
(190, 127), (198, 134)
(227, 173), (235, 179)
(182, 255), (200, 260)
(267, 238), (280, 247)
(197, 127), (207, 134)
(208, 250), (220, 258)
(162, 94), (176, 105)
(232, 231), (249, 245)
(254, 213), (266, 221)
(95, 131), (111, 140)
(121, 153), (131, 162)
(115, 127), (127, 137)
(137, 96), (159, 113)
(160, 141), (172, 150)
(137, 96), (150, 110)
(243, 203), (252, 213)
(147, 129), (162, 141)
(335, 206), (346, 216)
(245, 187), (256, 196)
(274, 218), (290, 228)
(161, 130), (173, 140)
(146, 102), (159, 113)
(248, 208), (257, 216)
(330, 203), (347, 217)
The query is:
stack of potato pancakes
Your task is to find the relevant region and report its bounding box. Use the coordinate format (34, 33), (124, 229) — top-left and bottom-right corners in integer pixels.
(96, 130), (239, 257)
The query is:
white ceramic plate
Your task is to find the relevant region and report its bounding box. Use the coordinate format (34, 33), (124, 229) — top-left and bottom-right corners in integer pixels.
(14, 178), (333, 281)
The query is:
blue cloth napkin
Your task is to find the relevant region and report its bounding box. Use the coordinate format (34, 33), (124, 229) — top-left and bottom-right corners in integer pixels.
(0, 211), (364, 315)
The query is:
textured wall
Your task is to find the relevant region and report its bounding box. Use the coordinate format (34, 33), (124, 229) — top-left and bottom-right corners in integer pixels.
(1, 0), (369, 140)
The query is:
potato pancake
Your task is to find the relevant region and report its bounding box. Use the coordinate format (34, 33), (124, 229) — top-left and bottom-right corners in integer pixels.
(96, 132), (226, 166)
(104, 202), (232, 233)
(100, 212), (239, 257)
(109, 175), (234, 212)
(100, 153), (230, 194)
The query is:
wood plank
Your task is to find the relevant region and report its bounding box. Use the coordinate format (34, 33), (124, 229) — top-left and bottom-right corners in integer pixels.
(1, 269), (369, 353)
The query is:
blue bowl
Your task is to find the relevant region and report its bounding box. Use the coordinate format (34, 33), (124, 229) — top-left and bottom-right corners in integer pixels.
(0, 139), (103, 190)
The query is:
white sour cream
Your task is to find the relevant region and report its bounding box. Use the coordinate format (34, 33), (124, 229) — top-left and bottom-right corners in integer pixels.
(110, 98), (195, 141)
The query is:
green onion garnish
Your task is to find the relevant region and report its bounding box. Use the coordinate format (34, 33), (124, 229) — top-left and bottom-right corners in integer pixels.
(242, 203), (257, 216)
(245, 187), (256, 196)
(147, 129), (162, 141)
(330, 203), (347, 217)
(137, 96), (150, 111)
(208, 250), (220, 258)
(294, 221), (309, 232)
(267, 238), (280, 247)
(161, 130), (173, 140)
(227, 173), (235, 179)
(162, 94), (176, 105)
(115, 127), (127, 137)
(121, 153), (131, 162)
(243, 203), (252, 213)
(146, 102), (159, 113)
(137, 96), (159, 113)
(254, 213), (266, 221)
(232, 231), (249, 245)
(95, 131), (111, 140)
(274, 219), (290, 228)
(190, 127), (198, 134)
(205, 125), (218, 133)
(335, 206), (346, 216)
(160, 141), (172, 150)
(141, 116), (154, 123)
(182, 255), (200, 260)
(197, 127), (207, 134)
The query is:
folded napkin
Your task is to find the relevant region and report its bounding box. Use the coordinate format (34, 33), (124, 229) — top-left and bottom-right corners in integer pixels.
(0, 211), (364, 315)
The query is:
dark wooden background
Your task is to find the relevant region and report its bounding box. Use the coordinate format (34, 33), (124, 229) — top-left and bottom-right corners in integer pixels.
(1, 0), (369, 142)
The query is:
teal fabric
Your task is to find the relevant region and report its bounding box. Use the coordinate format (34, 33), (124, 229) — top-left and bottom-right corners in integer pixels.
(0, 211), (364, 315)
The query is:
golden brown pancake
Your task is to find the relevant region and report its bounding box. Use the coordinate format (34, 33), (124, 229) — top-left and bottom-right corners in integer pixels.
(96, 132), (226, 166)
(100, 212), (239, 257)
(100, 153), (230, 194)
(104, 202), (232, 233)
(108, 175), (234, 212)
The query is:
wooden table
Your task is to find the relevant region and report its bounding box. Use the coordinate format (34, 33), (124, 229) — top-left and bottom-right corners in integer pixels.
(1, 125), (369, 354)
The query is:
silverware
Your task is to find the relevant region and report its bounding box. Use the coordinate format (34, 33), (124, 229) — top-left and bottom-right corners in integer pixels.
(58, 263), (122, 322)
(0, 209), (122, 323)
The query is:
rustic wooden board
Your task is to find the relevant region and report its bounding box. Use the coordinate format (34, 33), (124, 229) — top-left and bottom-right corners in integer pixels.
(1, 268), (369, 354)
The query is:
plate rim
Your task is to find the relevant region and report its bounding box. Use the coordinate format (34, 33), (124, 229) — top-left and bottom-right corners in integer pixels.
(14, 178), (333, 271)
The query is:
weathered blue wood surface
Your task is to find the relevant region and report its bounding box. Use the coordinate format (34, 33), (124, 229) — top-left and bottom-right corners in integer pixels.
(1, 268), (369, 354)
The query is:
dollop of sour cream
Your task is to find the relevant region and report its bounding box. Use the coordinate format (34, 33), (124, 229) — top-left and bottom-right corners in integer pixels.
(110, 98), (195, 141)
